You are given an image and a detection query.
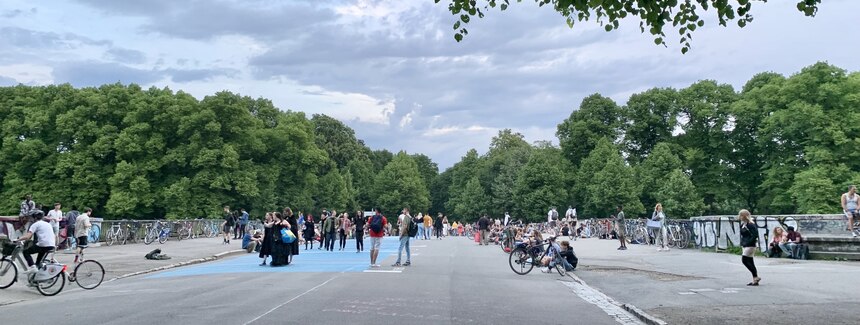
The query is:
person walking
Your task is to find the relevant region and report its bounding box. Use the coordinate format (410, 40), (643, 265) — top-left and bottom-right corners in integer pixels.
(423, 213), (432, 240)
(443, 215), (449, 237)
(547, 207), (559, 232)
(303, 214), (316, 250)
(323, 211), (336, 251)
(392, 208), (412, 267)
(565, 206), (578, 241)
(615, 205), (628, 250)
(367, 209), (387, 267)
(478, 214), (490, 245)
(353, 211), (366, 253)
(74, 208), (93, 264)
(64, 206), (80, 252)
(841, 185), (859, 237)
(259, 213), (274, 265)
(738, 209), (761, 286)
(222, 206), (234, 244)
(338, 212), (350, 251)
(650, 203), (668, 251)
(434, 213), (444, 240)
(415, 213), (426, 240)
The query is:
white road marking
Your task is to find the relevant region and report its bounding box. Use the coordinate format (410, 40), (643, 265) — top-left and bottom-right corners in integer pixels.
(560, 280), (646, 325)
(243, 275), (339, 325)
(678, 292), (697, 295)
(363, 270), (403, 273)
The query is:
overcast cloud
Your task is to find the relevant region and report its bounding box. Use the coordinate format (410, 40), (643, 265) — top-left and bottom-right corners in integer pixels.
(1, 0), (858, 168)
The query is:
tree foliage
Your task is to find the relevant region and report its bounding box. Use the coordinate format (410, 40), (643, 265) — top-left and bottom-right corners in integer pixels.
(372, 152), (430, 216)
(437, 0), (821, 53)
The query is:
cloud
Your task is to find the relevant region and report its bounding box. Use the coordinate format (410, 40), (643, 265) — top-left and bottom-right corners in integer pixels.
(104, 48), (146, 64)
(0, 75), (18, 86)
(0, 27), (111, 49)
(51, 61), (162, 87)
(163, 68), (238, 83)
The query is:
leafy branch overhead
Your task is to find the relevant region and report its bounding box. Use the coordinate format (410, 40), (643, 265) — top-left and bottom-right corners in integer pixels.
(436, 0), (821, 53)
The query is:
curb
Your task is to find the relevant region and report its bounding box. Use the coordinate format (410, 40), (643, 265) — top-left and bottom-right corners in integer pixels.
(108, 249), (244, 282)
(566, 272), (667, 325)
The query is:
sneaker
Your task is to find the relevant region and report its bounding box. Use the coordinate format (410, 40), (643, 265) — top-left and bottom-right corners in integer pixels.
(621, 247), (628, 250)
(23, 266), (37, 274)
(617, 247), (624, 250)
(372, 264), (380, 268)
(854, 233), (858, 238)
(391, 262), (401, 267)
(540, 267), (550, 273)
(403, 261), (411, 266)
(259, 262), (267, 266)
(657, 248), (663, 252)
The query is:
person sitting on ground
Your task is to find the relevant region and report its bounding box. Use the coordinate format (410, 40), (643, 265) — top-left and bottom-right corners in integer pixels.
(768, 226), (787, 258)
(540, 236), (561, 273)
(243, 229), (262, 253)
(780, 226), (804, 259)
(559, 240), (578, 271)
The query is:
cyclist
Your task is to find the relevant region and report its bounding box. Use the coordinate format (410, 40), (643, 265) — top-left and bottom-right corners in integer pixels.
(14, 211), (56, 274)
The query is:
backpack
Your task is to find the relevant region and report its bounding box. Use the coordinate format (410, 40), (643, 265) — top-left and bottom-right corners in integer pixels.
(551, 210), (559, 221)
(370, 215), (383, 233)
(407, 217), (418, 237)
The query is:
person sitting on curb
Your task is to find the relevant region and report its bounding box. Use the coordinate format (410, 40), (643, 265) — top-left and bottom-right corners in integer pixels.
(243, 229), (262, 253)
(780, 226), (804, 259)
(768, 226), (787, 258)
(559, 240), (578, 271)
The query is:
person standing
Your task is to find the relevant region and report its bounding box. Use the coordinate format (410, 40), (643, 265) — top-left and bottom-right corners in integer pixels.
(393, 208), (412, 267)
(338, 212), (350, 251)
(415, 213), (426, 241)
(74, 208), (93, 264)
(547, 207), (559, 233)
(259, 213), (274, 265)
(478, 214), (490, 245)
(303, 214), (316, 250)
(47, 203), (63, 248)
(738, 209), (761, 286)
(565, 206), (578, 241)
(269, 213), (291, 267)
(19, 194), (35, 217)
(650, 203), (668, 251)
(615, 205), (627, 250)
(503, 212), (510, 227)
(353, 211), (366, 252)
(367, 209), (387, 267)
(841, 185), (859, 237)
(286, 208), (299, 263)
(323, 211), (336, 251)
(64, 206), (80, 252)
(443, 215), (449, 237)
(236, 208), (249, 240)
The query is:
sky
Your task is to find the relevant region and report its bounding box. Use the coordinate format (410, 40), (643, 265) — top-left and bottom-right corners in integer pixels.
(1, 0), (859, 169)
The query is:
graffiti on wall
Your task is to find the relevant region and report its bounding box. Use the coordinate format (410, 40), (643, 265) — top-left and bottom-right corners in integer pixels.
(692, 216), (798, 251)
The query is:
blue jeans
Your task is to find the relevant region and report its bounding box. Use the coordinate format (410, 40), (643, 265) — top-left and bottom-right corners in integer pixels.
(395, 236), (410, 264)
(417, 224), (425, 240)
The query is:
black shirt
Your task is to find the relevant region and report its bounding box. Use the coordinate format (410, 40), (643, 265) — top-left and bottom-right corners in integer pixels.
(353, 216), (366, 232)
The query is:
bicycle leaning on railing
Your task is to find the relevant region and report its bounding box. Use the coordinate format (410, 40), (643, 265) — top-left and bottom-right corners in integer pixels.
(143, 220), (171, 245)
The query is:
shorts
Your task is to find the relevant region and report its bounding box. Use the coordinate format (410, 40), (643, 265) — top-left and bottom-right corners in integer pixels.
(616, 225), (626, 237)
(77, 236), (89, 248)
(52, 224), (60, 236)
(223, 224), (233, 233)
(370, 237), (382, 250)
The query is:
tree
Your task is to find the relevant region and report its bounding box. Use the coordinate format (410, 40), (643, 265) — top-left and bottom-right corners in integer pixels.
(654, 169), (705, 218)
(635, 142), (683, 210)
(513, 146), (572, 222)
(315, 168), (350, 211)
(437, 0), (821, 53)
(452, 177), (490, 221)
(311, 114), (367, 169)
(789, 167), (839, 214)
(573, 137), (617, 214)
(622, 88), (679, 162)
(372, 152), (430, 216)
(411, 153), (439, 194)
(557, 94), (621, 167)
(583, 144), (644, 217)
(346, 157), (375, 209)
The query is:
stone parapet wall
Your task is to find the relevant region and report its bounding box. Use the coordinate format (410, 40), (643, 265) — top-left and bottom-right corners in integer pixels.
(689, 214), (845, 251)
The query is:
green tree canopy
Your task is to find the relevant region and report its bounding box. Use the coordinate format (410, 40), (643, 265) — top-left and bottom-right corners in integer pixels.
(372, 152), (430, 216)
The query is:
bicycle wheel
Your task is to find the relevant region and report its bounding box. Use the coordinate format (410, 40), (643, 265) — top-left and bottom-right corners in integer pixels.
(73, 260), (104, 290)
(144, 229), (155, 245)
(176, 228), (184, 241)
(106, 230), (116, 246)
(158, 231), (169, 244)
(36, 271), (66, 296)
(509, 247), (534, 275)
(554, 257), (567, 277)
(679, 230), (690, 249)
(0, 259), (18, 289)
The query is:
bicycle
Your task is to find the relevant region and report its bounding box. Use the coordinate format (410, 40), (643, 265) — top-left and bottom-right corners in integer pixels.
(67, 246), (105, 290)
(508, 237), (567, 277)
(666, 221), (690, 249)
(143, 221), (171, 245)
(105, 222), (125, 246)
(0, 241), (67, 296)
(175, 221), (193, 241)
(88, 223), (101, 245)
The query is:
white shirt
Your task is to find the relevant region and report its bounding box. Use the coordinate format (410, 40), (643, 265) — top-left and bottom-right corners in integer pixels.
(47, 209), (63, 226)
(504, 214), (510, 226)
(75, 214), (92, 238)
(547, 210), (553, 222)
(29, 220), (56, 247)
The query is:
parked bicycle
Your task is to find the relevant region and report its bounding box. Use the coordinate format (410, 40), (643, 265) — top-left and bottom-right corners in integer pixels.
(666, 221), (690, 249)
(143, 221), (171, 245)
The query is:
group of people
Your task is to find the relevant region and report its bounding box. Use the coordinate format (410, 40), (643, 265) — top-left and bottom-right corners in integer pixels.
(231, 207), (300, 267)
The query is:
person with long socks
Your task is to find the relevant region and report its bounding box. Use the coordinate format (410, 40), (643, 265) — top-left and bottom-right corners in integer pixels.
(738, 209), (761, 286)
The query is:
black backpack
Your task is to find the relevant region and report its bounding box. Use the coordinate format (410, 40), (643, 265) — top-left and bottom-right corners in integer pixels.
(407, 217), (418, 237)
(369, 215), (383, 233)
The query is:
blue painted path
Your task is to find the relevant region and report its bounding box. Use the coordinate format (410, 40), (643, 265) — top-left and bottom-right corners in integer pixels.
(148, 236), (407, 279)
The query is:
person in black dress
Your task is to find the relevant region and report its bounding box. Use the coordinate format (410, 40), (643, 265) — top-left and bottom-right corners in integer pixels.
(259, 212), (274, 266)
(270, 212), (292, 267)
(353, 211), (366, 253)
(304, 214), (315, 250)
(285, 208), (299, 264)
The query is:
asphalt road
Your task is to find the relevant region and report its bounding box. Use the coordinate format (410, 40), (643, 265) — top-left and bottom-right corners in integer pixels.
(1, 236), (628, 325)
